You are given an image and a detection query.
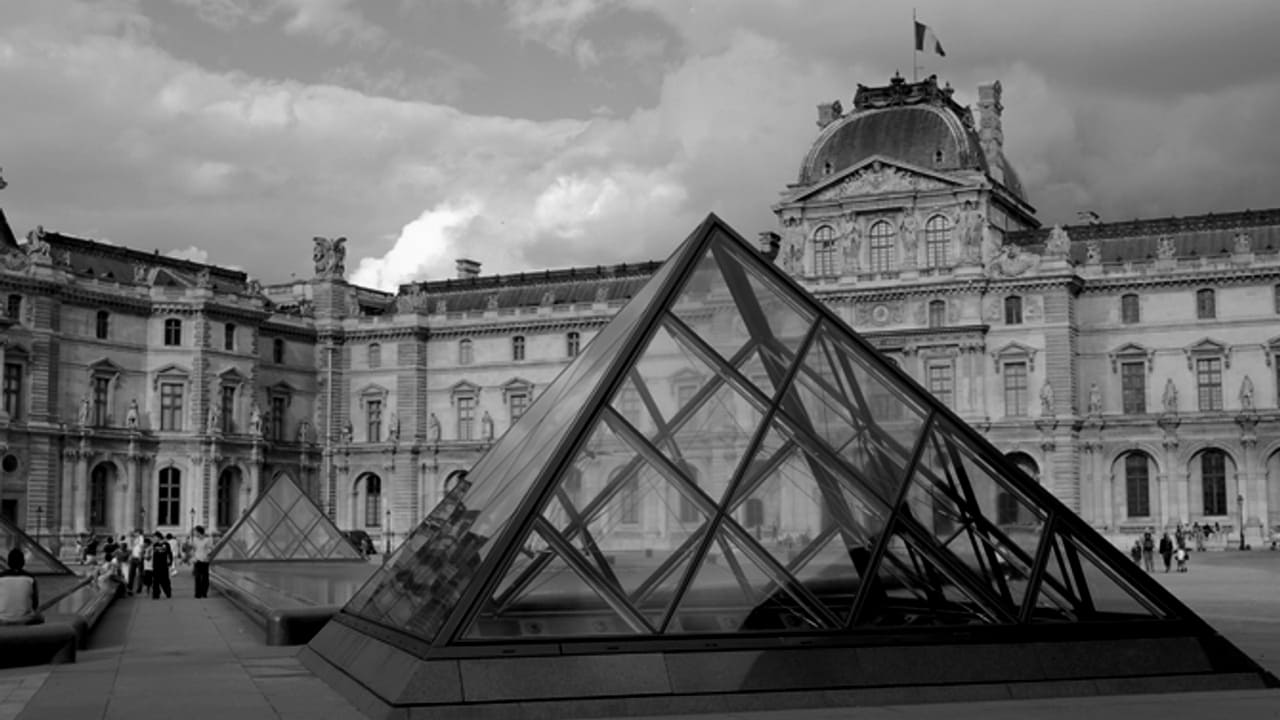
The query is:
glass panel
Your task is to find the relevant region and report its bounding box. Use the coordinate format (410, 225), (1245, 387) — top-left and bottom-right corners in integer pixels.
(669, 244), (748, 365)
(857, 534), (1003, 627)
(210, 476), (360, 562)
(1060, 533), (1165, 619)
(1027, 532), (1086, 622)
(0, 515), (73, 576)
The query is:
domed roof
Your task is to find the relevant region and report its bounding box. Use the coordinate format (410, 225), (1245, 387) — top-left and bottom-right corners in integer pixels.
(796, 75), (1027, 203)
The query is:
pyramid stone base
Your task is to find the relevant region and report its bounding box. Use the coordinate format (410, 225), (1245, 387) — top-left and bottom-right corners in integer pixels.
(301, 617), (1275, 720)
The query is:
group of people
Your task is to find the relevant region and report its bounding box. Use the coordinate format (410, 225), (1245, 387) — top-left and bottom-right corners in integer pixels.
(89, 526), (214, 599)
(1130, 526), (1192, 574)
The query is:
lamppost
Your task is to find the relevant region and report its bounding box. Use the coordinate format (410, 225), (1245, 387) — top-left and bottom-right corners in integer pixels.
(385, 508), (392, 556)
(1237, 493), (1246, 551)
(189, 507), (196, 535)
(34, 506), (43, 550)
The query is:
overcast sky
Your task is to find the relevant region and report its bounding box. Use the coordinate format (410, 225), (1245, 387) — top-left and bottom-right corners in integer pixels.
(2, 0), (1278, 290)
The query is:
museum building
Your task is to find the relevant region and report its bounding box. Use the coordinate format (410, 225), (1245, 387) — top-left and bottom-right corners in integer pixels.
(1, 72), (1279, 555)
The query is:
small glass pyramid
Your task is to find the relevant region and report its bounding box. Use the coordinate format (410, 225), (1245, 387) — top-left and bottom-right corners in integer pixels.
(211, 475), (364, 562)
(339, 214), (1197, 651)
(0, 514), (73, 576)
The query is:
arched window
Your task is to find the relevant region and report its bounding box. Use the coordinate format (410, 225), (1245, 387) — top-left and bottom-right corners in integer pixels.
(368, 342), (381, 368)
(924, 215), (951, 268)
(96, 311), (110, 340)
(512, 335), (525, 361)
(458, 338), (473, 365)
(1201, 449), (1227, 516)
(163, 318), (182, 346)
(216, 468), (241, 529)
(1120, 294), (1140, 324)
(812, 225), (838, 276)
(927, 299), (946, 328)
(90, 465), (109, 527)
(1196, 288), (1216, 319)
(1124, 453), (1150, 518)
(272, 338), (285, 364)
(566, 331), (581, 358)
(1004, 296), (1023, 325)
(867, 221), (895, 272)
(158, 467), (181, 525)
(365, 475), (382, 527)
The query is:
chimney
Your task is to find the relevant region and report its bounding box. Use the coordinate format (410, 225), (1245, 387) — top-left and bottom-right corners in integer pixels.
(757, 231), (781, 262)
(816, 99), (843, 129)
(455, 258), (481, 280)
(976, 81), (1005, 184)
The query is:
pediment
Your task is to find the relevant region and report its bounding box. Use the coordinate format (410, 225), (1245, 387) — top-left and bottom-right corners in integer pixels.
(268, 380), (297, 396)
(501, 377), (534, 401)
(87, 358), (124, 377)
(356, 382), (389, 398)
(1183, 338), (1231, 369)
(217, 367), (249, 385)
(1108, 342), (1156, 373)
(151, 363), (191, 390)
(990, 341), (1038, 373)
(791, 156), (964, 204)
(450, 380), (480, 399)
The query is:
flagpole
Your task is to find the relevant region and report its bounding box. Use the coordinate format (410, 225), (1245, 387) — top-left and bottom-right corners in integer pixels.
(912, 8), (918, 82)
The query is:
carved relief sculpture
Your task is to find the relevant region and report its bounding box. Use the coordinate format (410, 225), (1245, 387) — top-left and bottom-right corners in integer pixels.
(388, 411), (401, 443)
(988, 244), (1041, 277)
(126, 398), (140, 430)
(1085, 240), (1102, 265)
(842, 219), (862, 272)
(1162, 378), (1179, 414)
(1240, 375), (1255, 411)
(486, 294), (499, 311)
(195, 268), (212, 289)
(899, 213), (920, 267)
(340, 420), (354, 445)
(249, 400), (263, 436)
(297, 420), (312, 443)
(78, 396), (91, 427)
(312, 236), (348, 278)
(594, 285), (609, 304)
(1233, 232), (1252, 255)
(208, 399), (222, 432)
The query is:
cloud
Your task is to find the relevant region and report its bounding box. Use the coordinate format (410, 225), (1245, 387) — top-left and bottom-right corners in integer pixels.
(173, 0), (385, 47)
(350, 198), (484, 291)
(165, 245), (210, 263)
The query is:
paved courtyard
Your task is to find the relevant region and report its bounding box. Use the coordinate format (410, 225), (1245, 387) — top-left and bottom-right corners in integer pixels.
(0, 550), (1277, 720)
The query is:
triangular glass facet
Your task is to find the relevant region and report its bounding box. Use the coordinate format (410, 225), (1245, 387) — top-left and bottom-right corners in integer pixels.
(210, 475), (362, 562)
(0, 514), (73, 576)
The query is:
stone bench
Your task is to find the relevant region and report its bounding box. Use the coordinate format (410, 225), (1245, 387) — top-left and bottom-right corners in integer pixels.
(211, 569), (341, 646)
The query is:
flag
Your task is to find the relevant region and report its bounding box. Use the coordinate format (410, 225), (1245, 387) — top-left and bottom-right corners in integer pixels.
(914, 21), (946, 57)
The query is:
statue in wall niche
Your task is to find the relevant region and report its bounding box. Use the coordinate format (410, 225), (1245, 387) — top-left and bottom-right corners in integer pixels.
(340, 420), (353, 444)
(1240, 375), (1256, 411)
(1156, 236), (1177, 260)
(427, 413), (441, 443)
(388, 411), (401, 443)
(1233, 232), (1252, 255)
(486, 294), (499, 311)
(1088, 383), (1103, 416)
(297, 420), (312, 443)
(842, 222), (862, 272)
(481, 411), (494, 441)
(1085, 240), (1102, 265)
(77, 396), (91, 427)
(126, 398), (140, 430)
(1162, 378), (1179, 414)
(249, 400), (263, 436)
(782, 239), (803, 274)
(207, 399), (222, 432)
(1039, 381), (1055, 416)
(899, 213), (920, 264)
(1045, 225), (1071, 258)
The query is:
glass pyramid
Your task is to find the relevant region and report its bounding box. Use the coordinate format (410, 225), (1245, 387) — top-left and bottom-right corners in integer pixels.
(338, 214), (1205, 651)
(211, 475), (364, 562)
(0, 514), (73, 576)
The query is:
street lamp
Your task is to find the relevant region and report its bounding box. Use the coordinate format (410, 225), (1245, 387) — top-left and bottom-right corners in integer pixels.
(385, 508), (392, 555)
(1237, 493), (1246, 551)
(34, 506), (43, 550)
(190, 507), (196, 534)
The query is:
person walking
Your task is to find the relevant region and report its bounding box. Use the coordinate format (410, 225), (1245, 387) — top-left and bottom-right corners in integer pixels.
(191, 525), (213, 599)
(127, 530), (145, 596)
(0, 549), (43, 626)
(140, 537), (154, 595)
(1174, 545), (1189, 573)
(1141, 531), (1156, 572)
(1159, 532), (1174, 573)
(150, 532), (174, 599)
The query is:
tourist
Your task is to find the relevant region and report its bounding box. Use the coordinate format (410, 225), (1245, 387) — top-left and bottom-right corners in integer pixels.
(0, 548), (43, 626)
(1192, 522), (1205, 551)
(1174, 525), (1185, 550)
(1174, 546), (1189, 573)
(150, 532), (173, 599)
(166, 533), (180, 570)
(1141, 532), (1155, 572)
(1129, 539), (1142, 564)
(95, 552), (124, 592)
(1158, 532), (1174, 573)
(140, 537), (154, 595)
(191, 525), (213, 599)
(127, 530), (145, 595)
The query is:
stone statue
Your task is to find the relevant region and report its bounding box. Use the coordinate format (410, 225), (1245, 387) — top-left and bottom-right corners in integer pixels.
(297, 420), (312, 443)
(1162, 378), (1179, 414)
(434, 299), (447, 315)
(900, 213), (920, 265)
(780, 238), (802, 274)
(843, 222), (862, 271)
(989, 243), (1041, 277)
(486, 294), (499, 311)
(25, 226), (50, 258)
(594, 284), (609, 304)
(388, 411), (401, 443)
(208, 398), (222, 432)
(427, 413), (441, 443)
(195, 268), (212, 288)
(133, 264), (150, 284)
(125, 398), (140, 430)
(540, 290), (556, 307)
(1039, 381), (1055, 416)
(249, 400), (263, 436)
(77, 395), (91, 427)
(1088, 383), (1103, 416)
(1240, 375), (1255, 411)
(1045, 225), (1071, 258)
(1156, 236), (1176, 260)
(246, 278), (263, 296)
(312, 236), (348, 278)
(1233, 232), (1252, 255)
(481, 411), (494, 441)
(1085, 240), (1102, 265)
(340, 420), (353, 444)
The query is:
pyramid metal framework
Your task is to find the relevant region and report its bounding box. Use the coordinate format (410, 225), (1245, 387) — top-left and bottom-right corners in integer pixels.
(0, 514), (73, 576)
(211, 475), (363, 562)
(306, 215), (1273, 717)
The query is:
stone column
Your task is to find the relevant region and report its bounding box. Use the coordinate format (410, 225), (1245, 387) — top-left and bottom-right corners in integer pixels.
(1238, 413), (1263, 545)
(73, 442), (90, 534)
(1158, 416), (1181, 532)
(59, 448), (78, 538)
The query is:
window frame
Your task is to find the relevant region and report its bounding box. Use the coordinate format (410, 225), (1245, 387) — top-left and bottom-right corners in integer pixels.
(364, 475), (382, 527)
(867, 220), (896, 272)
(1196, 356), (1223, 411)
(926, 359), (954, 407)
(566, 331), (581, 358)
(1124, 453), (1151, 518)
(812, 225), (838, 277)
(157, 467), (181, 526)
(272, 338), (285, 364)
(95, 311), (110, 340)
(1004, 295), (1023, 325)
(1201, 449), (1228, 516)
(1120, 293), (1140, 324)
(89, 464), (109, 528)
(5, 294), (20, 322)
(458, 338), (473, 365)
(159, 382), (184, 431)
(2, 361), (23, 421)
(512, 335), (525, 361)
(1002, 361), (1029, 417)
(92, 375), (111, 427)
(1196, 288), (1216, 319)
(924, 214), (951, 268)
(368, 342), (382, 369)
(223, 323), (236, 352)
(163, 318), (182, 347)
(927, 299), (946, 328)
(1120, 360), (1146, 414)
(456, 395), (475, 441)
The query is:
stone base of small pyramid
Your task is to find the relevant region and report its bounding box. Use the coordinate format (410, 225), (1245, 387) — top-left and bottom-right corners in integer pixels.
(301, 616), (1274, 719)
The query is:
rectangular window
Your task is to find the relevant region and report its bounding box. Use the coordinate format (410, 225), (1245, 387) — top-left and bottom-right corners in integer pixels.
(270, 396), (286, 442)
(95, 311), (109, 340)
(509, 392), (528, 424)
(6, 295), (20, 321)
(1003, 362), (1028, 417)
(1125, 454), (1150, 517)
(457, 396), (474, 440)
(92, 376), (110, 426)
(1196, 289), (1216, 319)
(1202, 452), (1227, 516)
(157, 469), (181, 526)
(2, 363), (21, 420)
(160, 382), (183, 431)
(814, 240), (837, 276)
(512, 336), (525, 361)
(1121, 361), (1146, 414)
(1004, 296), (1023, 325)
(1121, 294), (1140, 324)
(366, 399), (382, 443)
(1196, 357), (1223, 410)
(927, 301), (946, 328)
(566, 332), (581, 358)
(927, 362), (953, 407)
(224, 324), (236, 351)
(221, 385), (236, 434)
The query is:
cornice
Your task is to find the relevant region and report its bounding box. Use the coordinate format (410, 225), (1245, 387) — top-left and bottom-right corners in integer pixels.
(429, 315), (612, 339)
(1077, 264), (1280, 293)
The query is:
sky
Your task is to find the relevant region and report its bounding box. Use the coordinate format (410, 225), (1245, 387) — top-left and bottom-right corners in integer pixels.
(2, 1), (1279, 291)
